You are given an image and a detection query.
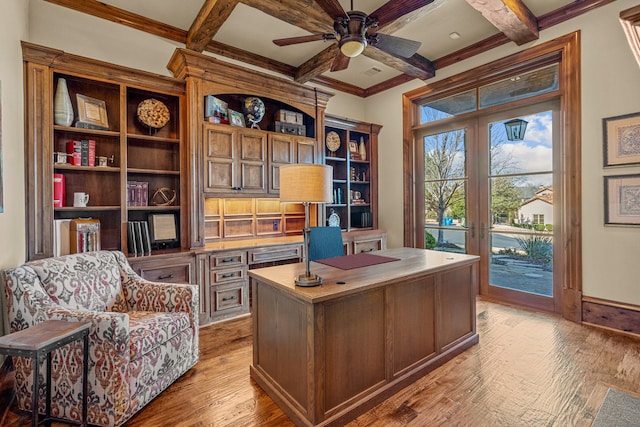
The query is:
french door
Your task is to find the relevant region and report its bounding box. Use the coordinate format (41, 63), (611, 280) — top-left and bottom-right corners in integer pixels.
(418, 99), (561, 313)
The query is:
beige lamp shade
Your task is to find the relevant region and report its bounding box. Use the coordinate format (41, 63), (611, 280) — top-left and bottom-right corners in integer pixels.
(279, 164), (333, 204)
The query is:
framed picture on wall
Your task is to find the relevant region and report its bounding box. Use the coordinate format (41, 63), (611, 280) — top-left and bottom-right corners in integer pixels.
(604, 174), (640, 225)
(603, 112), (640, 167)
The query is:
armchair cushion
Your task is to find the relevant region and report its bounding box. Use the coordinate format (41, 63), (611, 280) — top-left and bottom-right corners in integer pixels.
(128, 311), (191, 361)
(27, 251), (128, 312)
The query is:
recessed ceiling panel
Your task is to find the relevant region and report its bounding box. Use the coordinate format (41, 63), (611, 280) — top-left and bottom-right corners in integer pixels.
(216, 3), (329, 67)
(99, 0), (203, 30)
(323, 55), (402, 88)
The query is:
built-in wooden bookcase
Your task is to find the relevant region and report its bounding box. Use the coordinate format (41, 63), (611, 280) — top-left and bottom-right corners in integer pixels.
(324, 115), (382, 231)
(23, 42), (186, 260)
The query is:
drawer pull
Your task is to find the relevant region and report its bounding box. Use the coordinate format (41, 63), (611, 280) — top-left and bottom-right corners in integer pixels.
(222, 295), (236, 302)
(221, 273), (236, 278)
(360, 248), (374, 253)
(221, 258), (234, 263)
(158, 274), (175, 280)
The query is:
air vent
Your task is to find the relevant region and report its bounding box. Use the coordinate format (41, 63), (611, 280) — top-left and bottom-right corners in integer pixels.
(364, 67), (382, 76)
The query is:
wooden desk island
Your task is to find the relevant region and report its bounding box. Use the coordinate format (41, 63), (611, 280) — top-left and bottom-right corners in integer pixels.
(249, 247), (480, 427)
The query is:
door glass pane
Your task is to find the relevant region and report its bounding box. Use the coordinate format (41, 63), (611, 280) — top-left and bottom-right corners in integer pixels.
(490, 233), (553, 296)
(424, 129), (467, 253)
(490, 111), (553, 175)
(488, 107), (554, 297)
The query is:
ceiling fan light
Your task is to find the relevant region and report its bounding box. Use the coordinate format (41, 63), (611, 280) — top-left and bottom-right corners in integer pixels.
(340, 39), (365, 57)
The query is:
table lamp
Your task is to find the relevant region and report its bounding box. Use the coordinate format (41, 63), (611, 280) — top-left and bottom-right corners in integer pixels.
(279, 164), (333, 286)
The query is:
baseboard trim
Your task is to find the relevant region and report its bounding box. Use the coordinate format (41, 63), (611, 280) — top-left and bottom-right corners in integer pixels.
(582, 296), (640, 338)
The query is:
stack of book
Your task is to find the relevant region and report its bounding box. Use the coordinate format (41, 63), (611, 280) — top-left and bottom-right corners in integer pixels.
(66, 139), (96, 166)
(127, 181), (149, 206)
(69, 218), (101, 253)
(127, 221), (152, 256)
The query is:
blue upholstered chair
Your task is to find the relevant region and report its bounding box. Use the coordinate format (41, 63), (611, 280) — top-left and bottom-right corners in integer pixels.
(309, 226), (345, 261)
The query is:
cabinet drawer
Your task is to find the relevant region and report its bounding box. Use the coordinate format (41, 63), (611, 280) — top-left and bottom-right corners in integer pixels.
(210, 266), (247, 284)
(248, 244), (302, 265)
(352, 239), (383, 254)
(210, 250), (247, 268)
(211, 281), (247, 315)
(136, 262), (192, 284)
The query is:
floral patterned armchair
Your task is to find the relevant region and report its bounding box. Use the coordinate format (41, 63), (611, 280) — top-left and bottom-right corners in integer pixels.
(1, 250), (199, 426)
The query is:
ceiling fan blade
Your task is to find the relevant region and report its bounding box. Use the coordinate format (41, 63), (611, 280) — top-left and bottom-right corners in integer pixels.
(330, 51), (350, 72)
(370, 0), (435, 28)
(370, 33), (421, 58)
(273, 34), (333, 46)
(314, 0), (347, 20)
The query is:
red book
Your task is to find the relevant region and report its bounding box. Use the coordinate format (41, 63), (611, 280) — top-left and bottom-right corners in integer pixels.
(87, 139), (96, 167)
(53, 173), (65, 207)
(66, 140), (82, 166)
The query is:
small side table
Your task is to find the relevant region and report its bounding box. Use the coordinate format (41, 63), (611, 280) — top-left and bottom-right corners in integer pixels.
(0, 320), (91, 427)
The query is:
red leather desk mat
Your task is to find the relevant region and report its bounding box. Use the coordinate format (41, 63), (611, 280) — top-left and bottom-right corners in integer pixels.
(315, 252), (399, 270)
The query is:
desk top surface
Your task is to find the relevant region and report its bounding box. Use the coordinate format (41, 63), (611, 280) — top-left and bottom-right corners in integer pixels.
(249, 247), (479, 303)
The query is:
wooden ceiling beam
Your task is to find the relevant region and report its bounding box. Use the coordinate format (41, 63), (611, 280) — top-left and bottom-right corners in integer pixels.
(240, 0), (332, 34)
(295, 44), (339, 83)
(187, 0), (241, 52)
(363, 48), (435, 80)
(465, 0), (538, 45)
(44, 0), (186, 43)
(373, 0), (436, 34)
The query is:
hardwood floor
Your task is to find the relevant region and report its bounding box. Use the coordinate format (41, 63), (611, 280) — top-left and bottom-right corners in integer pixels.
(2, 299), (640, 426)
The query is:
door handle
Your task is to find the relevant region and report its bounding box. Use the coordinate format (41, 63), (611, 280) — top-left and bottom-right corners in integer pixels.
(469, 223), (475, 238)
(480, 223), (485, 239)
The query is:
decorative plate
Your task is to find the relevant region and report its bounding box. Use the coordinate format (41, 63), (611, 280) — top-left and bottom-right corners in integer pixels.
(137, 98), (170, 129)
(326, 131), (341, 153)
(328, 209), (340, 227)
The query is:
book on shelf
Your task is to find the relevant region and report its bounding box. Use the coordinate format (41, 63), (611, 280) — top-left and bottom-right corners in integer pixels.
(66, 139), (96, 166)
(127, 220), (153, 256)
(69, 218), (100, 254)
(127, 181), (149, 206)
(53, 219), (72, 257)
(53, 173), (66, 207)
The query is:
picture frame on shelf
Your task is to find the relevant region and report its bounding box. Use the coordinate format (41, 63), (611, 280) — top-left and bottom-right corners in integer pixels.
(75, 94), (109, 130)
(604, 174), (640, 225)
(229, 109), (245, 127)
(148, 213), (179, 248)
(603, 112), (640, 167)
(204, 95), (228, 121)
(349, 140), (361, 160)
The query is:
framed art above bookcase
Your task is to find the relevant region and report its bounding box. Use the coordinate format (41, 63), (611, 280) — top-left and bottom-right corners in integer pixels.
(22, 42), (186, 261)
(323, 115), (382, 231)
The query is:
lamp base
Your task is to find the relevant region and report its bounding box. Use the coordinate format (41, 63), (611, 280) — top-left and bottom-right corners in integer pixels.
(295, 273), (323, 287)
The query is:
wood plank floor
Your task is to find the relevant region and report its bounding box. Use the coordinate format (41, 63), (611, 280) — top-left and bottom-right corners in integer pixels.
(2, 299), (640, 426)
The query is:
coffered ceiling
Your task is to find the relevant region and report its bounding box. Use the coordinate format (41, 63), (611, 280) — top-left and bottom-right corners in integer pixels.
(44, 0), (613, 97)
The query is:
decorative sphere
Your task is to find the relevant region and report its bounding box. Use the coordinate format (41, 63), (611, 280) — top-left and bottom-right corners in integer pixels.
(242, 96), (265, 128)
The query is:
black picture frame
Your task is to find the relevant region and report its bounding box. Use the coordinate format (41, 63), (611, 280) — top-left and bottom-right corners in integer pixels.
(604, 174), (640, 226)
(148, 213), (179, 249)
(603, 111), (640, 167)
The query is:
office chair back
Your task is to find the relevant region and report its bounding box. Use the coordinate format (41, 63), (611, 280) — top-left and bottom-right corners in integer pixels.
(309, 226), (344, 261)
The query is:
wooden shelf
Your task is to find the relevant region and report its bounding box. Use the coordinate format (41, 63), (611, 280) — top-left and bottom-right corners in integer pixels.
(324, 115), (381, 231)
(23, 42), (185, 260)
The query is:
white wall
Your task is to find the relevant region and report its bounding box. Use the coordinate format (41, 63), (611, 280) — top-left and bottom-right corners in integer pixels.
(365, 0), (640, 305)
(0, 0), (29, 339)
(16, 0), (640, 309)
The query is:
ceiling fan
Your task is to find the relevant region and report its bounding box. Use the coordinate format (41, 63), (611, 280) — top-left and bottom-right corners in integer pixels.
(272, 0), (428, 72)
